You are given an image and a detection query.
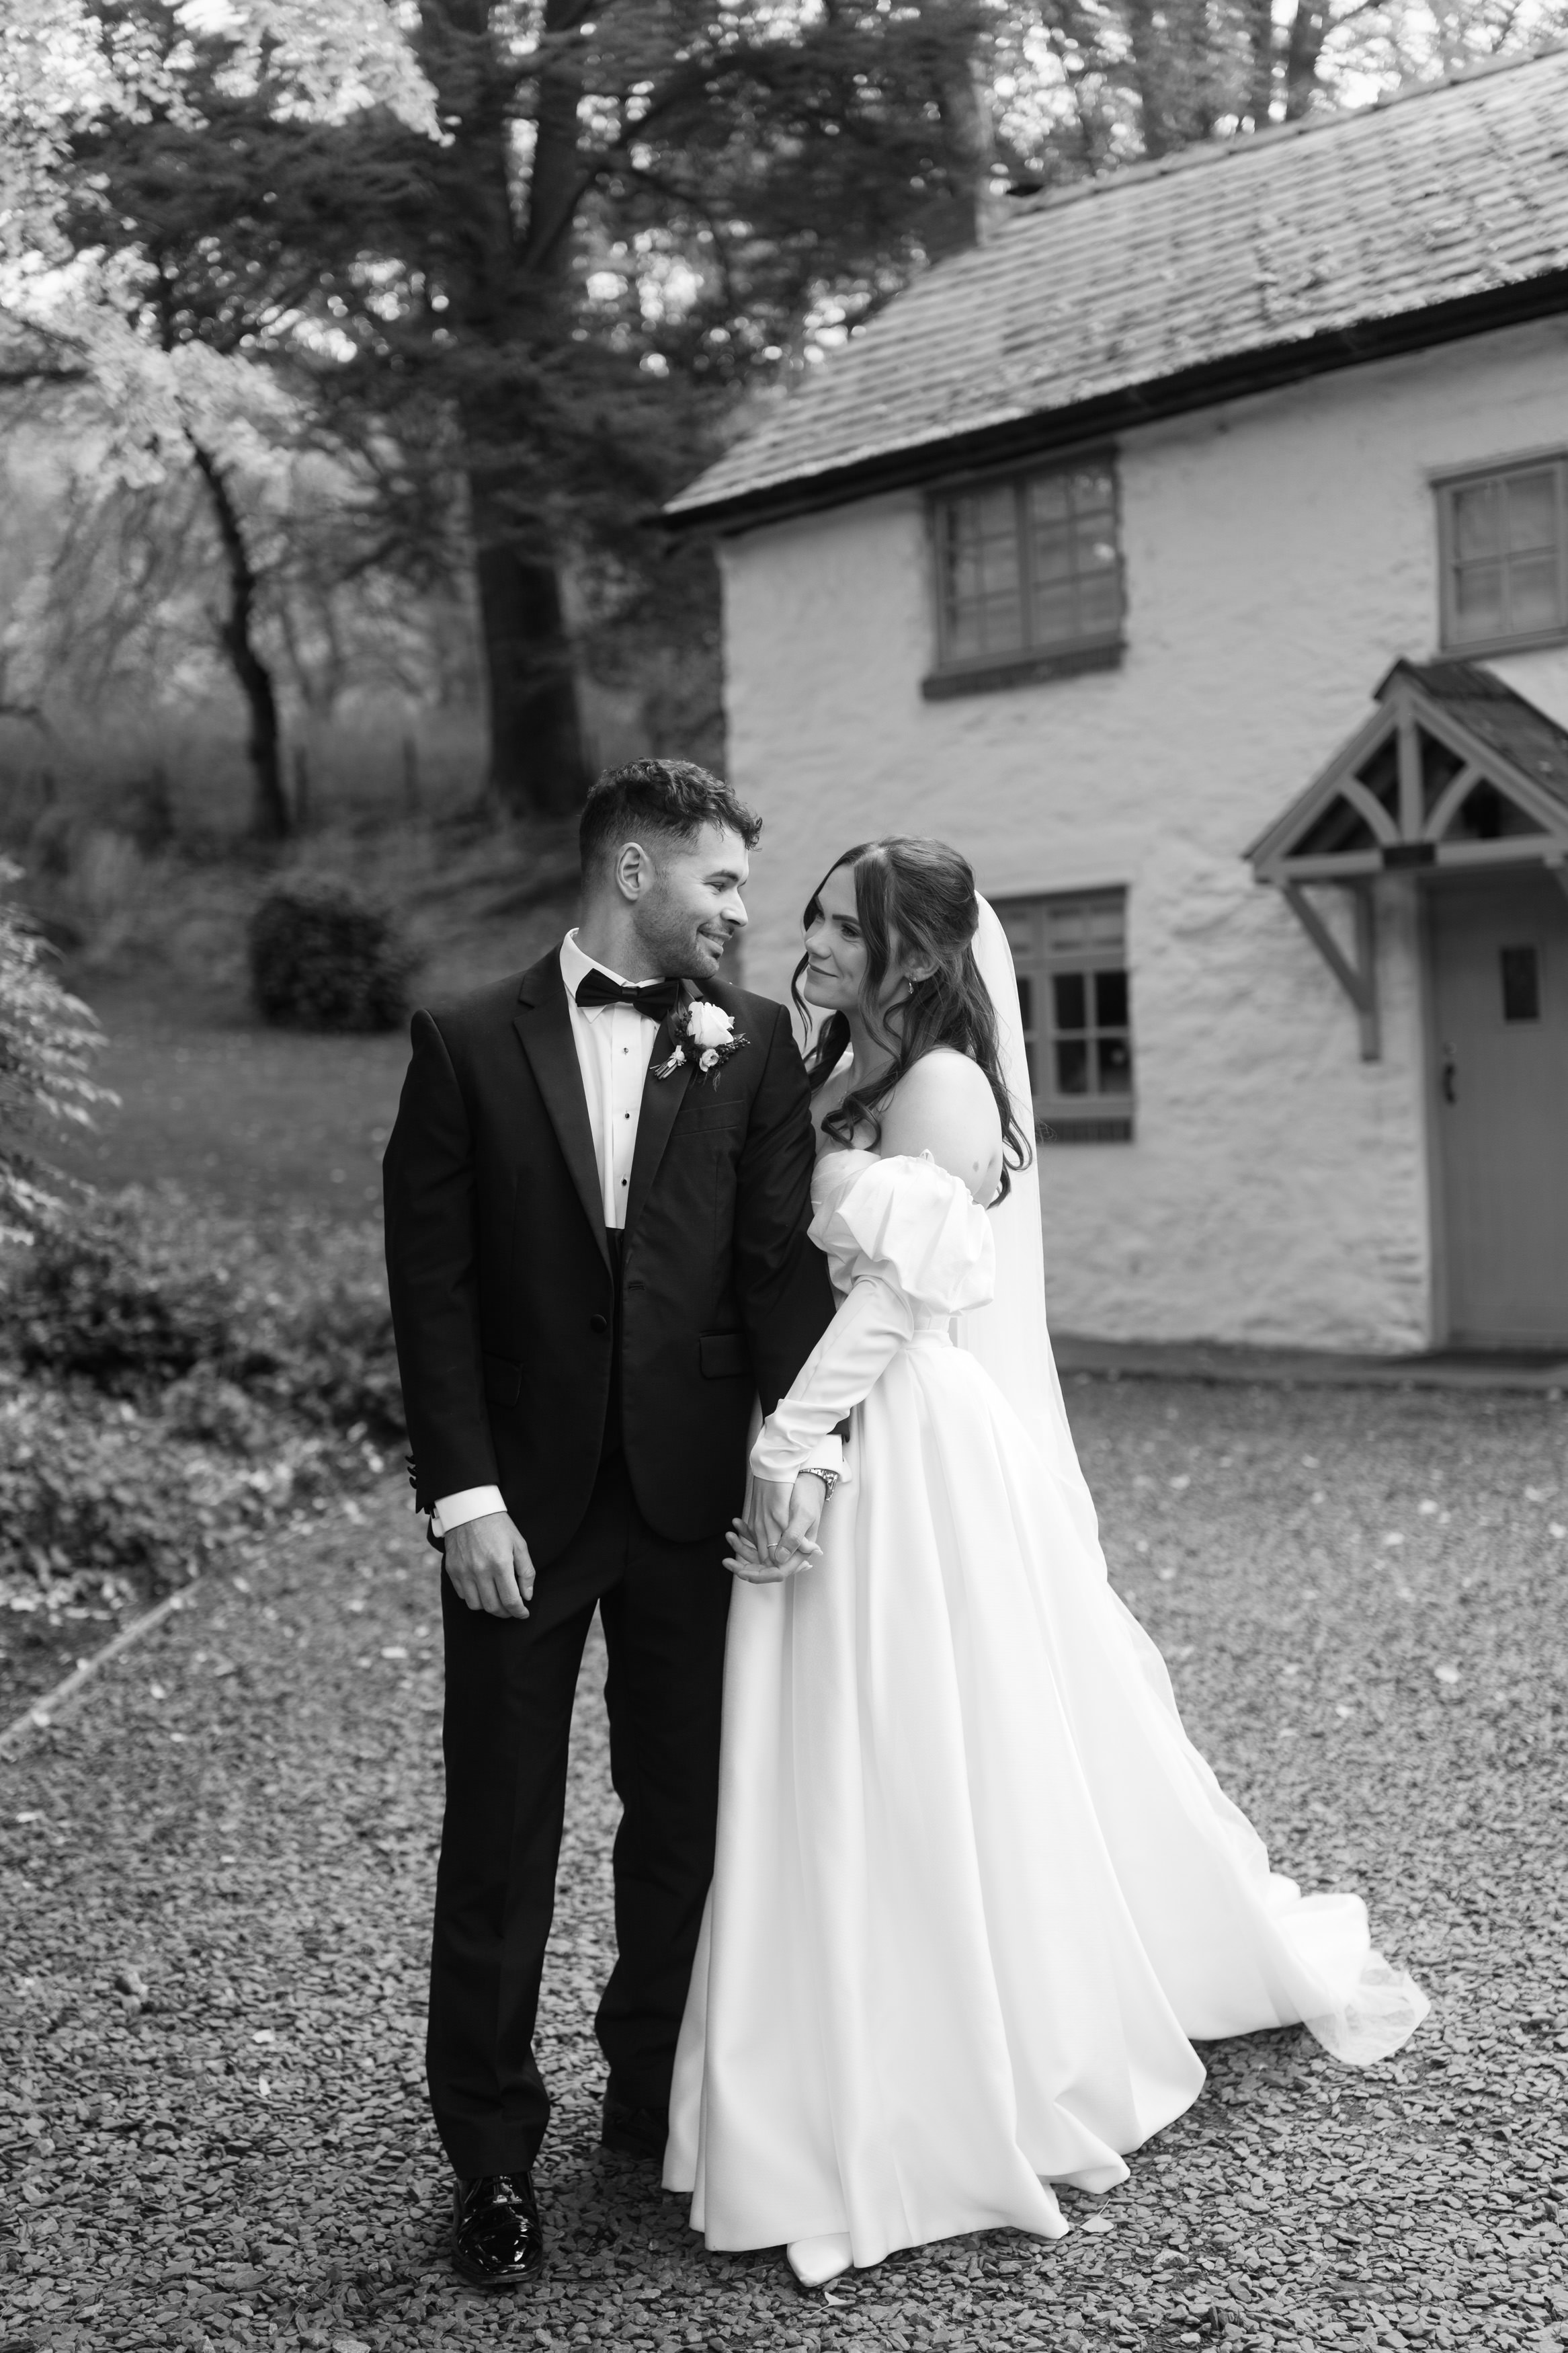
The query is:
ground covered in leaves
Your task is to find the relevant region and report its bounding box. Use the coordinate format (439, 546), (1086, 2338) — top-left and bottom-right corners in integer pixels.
(3, 1378), (1566, 2353)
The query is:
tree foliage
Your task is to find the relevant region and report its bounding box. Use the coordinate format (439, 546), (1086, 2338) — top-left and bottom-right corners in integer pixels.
(5, 0), (1566, 830)
(0, 856), (115, 1242)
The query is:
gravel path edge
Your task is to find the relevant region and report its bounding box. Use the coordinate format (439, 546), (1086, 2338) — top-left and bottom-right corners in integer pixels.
(0, 1583), (202, 1757)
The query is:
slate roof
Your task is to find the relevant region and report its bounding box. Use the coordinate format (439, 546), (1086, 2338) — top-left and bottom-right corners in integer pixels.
(1395, 660), (1568, 815)
(668, 46), (1568, 527)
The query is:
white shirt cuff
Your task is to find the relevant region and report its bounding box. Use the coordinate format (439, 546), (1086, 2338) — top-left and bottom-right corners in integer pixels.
(430, 1484), (507, 1538)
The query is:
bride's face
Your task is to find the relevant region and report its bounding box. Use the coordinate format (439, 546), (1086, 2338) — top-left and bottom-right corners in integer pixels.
(803, 865), (919, 1016)
(801, 866), (869, 1011)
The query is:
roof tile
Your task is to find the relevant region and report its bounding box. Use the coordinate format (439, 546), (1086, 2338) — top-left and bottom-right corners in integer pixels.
(671, 48), (1568, 519)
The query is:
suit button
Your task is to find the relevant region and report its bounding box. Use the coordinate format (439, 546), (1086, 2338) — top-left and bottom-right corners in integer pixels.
(589, 1312), (609, 1333)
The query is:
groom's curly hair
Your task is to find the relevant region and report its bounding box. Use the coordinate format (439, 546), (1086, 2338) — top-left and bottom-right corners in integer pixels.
(579, 759), (762, 873)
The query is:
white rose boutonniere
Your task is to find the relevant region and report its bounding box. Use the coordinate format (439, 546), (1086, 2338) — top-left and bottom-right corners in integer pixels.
(653, 997), (749, 1088)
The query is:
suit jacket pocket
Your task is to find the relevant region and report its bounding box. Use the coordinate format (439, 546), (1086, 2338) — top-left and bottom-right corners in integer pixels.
(681, 1101), (747, 1132)
(483, 1352), (522, 1407)
(698, 1330), (751, 1382)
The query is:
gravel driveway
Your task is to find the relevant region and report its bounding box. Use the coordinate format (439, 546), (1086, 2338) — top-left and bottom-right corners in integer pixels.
(3, 1377), (1566, 2353)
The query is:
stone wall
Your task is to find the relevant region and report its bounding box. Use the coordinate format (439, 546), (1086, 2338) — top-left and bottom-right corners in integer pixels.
(717, 317), (1568, 1350)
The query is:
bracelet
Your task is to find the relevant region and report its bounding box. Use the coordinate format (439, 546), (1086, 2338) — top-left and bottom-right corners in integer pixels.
(802, 1466), (841, 1499)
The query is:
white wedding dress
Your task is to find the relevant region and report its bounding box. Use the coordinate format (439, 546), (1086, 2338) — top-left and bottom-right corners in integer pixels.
(663, 911), (1426, 2270)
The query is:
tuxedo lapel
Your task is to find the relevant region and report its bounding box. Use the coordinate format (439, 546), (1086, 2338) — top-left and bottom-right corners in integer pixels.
(512, 951), (611, 1271)
(624, 983), (698, 1243)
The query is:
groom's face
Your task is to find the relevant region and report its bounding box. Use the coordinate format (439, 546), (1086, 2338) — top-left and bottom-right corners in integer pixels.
(632, 822), (750, 980)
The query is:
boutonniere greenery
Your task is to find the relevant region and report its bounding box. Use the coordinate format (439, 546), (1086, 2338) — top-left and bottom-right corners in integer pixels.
(653, 998), (748, 1087)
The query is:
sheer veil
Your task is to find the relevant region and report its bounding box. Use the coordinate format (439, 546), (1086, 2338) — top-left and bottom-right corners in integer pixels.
(959, 898), (1098, 1536)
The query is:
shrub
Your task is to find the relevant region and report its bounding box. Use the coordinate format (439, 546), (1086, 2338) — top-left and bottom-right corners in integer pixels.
(4, 1184), (407, 1443)
(248, 879), (419, 1033)
(0, 854), (115, 1240)
(13, 1193), (236, 1390)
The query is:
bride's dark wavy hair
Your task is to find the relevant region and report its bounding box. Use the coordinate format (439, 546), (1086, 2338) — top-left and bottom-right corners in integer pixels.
(791, 836), (1032, 1201)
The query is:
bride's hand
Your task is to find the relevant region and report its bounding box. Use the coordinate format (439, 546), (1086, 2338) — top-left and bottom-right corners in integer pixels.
(726, 1516), (820, 1583)
(749, 1472), (829, 1568)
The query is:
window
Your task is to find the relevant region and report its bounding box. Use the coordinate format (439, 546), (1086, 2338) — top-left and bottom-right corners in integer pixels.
(1501, 945), (1541, 1024)
(993, 889), (1134, 1143)
(1437, 456), (1568, 655)
(926, 458), (1124, 696)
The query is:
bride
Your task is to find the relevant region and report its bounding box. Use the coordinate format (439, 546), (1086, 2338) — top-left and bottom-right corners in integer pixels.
(662, 837), (1426, 2286)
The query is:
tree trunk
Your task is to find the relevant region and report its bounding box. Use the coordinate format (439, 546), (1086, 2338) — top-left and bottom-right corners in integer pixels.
(1243, 0), (1277, 130)
(189, 438), (290, 840)
(425, 0), (591, 820)
(1282, 0), (1331, 119)
(928, 45), (993, 257)
(470, 479), (587, 817)
(1122, 0), (1175, 157)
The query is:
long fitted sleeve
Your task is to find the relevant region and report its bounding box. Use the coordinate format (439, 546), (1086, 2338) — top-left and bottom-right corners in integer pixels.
(750, 1150), (996, 1488)
(751, 1276), (914, 1484)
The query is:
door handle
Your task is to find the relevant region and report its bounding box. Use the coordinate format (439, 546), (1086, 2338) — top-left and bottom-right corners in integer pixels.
(1440, 1047), (1457, 1105)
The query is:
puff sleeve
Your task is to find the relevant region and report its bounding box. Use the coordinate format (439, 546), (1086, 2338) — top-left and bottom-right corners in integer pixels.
(749, 1154), (995, 1485)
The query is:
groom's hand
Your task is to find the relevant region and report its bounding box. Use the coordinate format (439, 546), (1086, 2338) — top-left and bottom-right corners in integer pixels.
(443, 1512), (535, 1619)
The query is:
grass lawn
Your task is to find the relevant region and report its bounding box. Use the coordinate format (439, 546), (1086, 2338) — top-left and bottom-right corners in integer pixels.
(48, 854), (581, 1222)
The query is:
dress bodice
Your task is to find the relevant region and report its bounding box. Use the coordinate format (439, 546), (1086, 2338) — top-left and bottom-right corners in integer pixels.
(809, 1148), (996, 1331)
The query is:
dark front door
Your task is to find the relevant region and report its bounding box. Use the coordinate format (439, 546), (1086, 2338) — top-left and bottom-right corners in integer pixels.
(1429, 871), (1568, 1347)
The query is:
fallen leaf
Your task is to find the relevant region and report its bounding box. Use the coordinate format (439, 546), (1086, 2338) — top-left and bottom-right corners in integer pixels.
(1434, 1663), (1460, 1687)
(380, 1645), (408, 1661)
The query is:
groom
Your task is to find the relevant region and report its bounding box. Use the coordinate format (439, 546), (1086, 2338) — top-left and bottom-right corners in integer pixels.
(383, 759), (839, 2288)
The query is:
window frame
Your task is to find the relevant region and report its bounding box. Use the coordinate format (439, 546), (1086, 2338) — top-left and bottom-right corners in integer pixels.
(992, 887), (1136, 1146)
(1434, 450), (1568, 659)
(924, 451), (1126, 699)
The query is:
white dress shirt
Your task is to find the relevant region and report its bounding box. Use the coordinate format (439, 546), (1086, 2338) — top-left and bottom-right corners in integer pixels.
(433, 930), (839, 1537)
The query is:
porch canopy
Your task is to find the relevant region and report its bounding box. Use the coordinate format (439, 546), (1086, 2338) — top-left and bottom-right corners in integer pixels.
(1244, 659), (1568, 1058)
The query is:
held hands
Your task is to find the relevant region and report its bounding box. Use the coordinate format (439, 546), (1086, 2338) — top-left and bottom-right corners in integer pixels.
(726, 1472), (828, 1585)
(443, 1511), (536, 1619)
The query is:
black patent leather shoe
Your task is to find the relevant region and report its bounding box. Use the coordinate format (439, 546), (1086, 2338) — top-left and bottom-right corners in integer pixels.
(600, 2092), (669, 2161)
(451, 2171), (544, 2289)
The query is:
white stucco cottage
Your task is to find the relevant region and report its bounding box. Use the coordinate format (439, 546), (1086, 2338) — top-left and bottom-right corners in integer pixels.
(666, 47), (1568, 1356)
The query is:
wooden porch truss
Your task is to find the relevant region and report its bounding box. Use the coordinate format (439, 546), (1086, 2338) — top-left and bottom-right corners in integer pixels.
(1245, 659), (1568, 1061)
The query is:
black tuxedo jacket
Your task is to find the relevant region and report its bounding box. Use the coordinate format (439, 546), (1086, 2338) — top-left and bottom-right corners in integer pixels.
(382, 948), (837, 1566)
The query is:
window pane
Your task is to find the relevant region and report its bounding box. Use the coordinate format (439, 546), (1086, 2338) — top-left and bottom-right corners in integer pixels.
(1030, 522), (1076, 584)
(1094, 969), (1128, 1027)
(1503, 471), (1557, 553)
(1079, 571), (1122, 635)
(1021, 462), (1122, 653)
(1098, 1036), (1134, 1094)
(1016, 974), (1034, 1031)
(1071, 467), (1115, 514)
(1033, 585), (1077, 645)
(942, 491), (1023, 657)
(1452, 482), (1499, 560)
(1053, 972), (1087, 1031)
(1507, 552), (1562, 633)
(1500, 945), (1540, 1023)
(1055, 1038), (1089, 1095)
(1452, 561), (1505, 638)
(1047, 906), (1088, 953)
(1024, 1038), (1036, 1092)
(1026, 475), (1070, 526)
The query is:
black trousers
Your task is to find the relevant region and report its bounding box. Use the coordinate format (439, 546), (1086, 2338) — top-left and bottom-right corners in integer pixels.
(426, 1449), (732, 2178)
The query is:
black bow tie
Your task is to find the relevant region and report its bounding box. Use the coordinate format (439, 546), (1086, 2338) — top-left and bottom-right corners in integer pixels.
(575, 968), (684, 1023)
